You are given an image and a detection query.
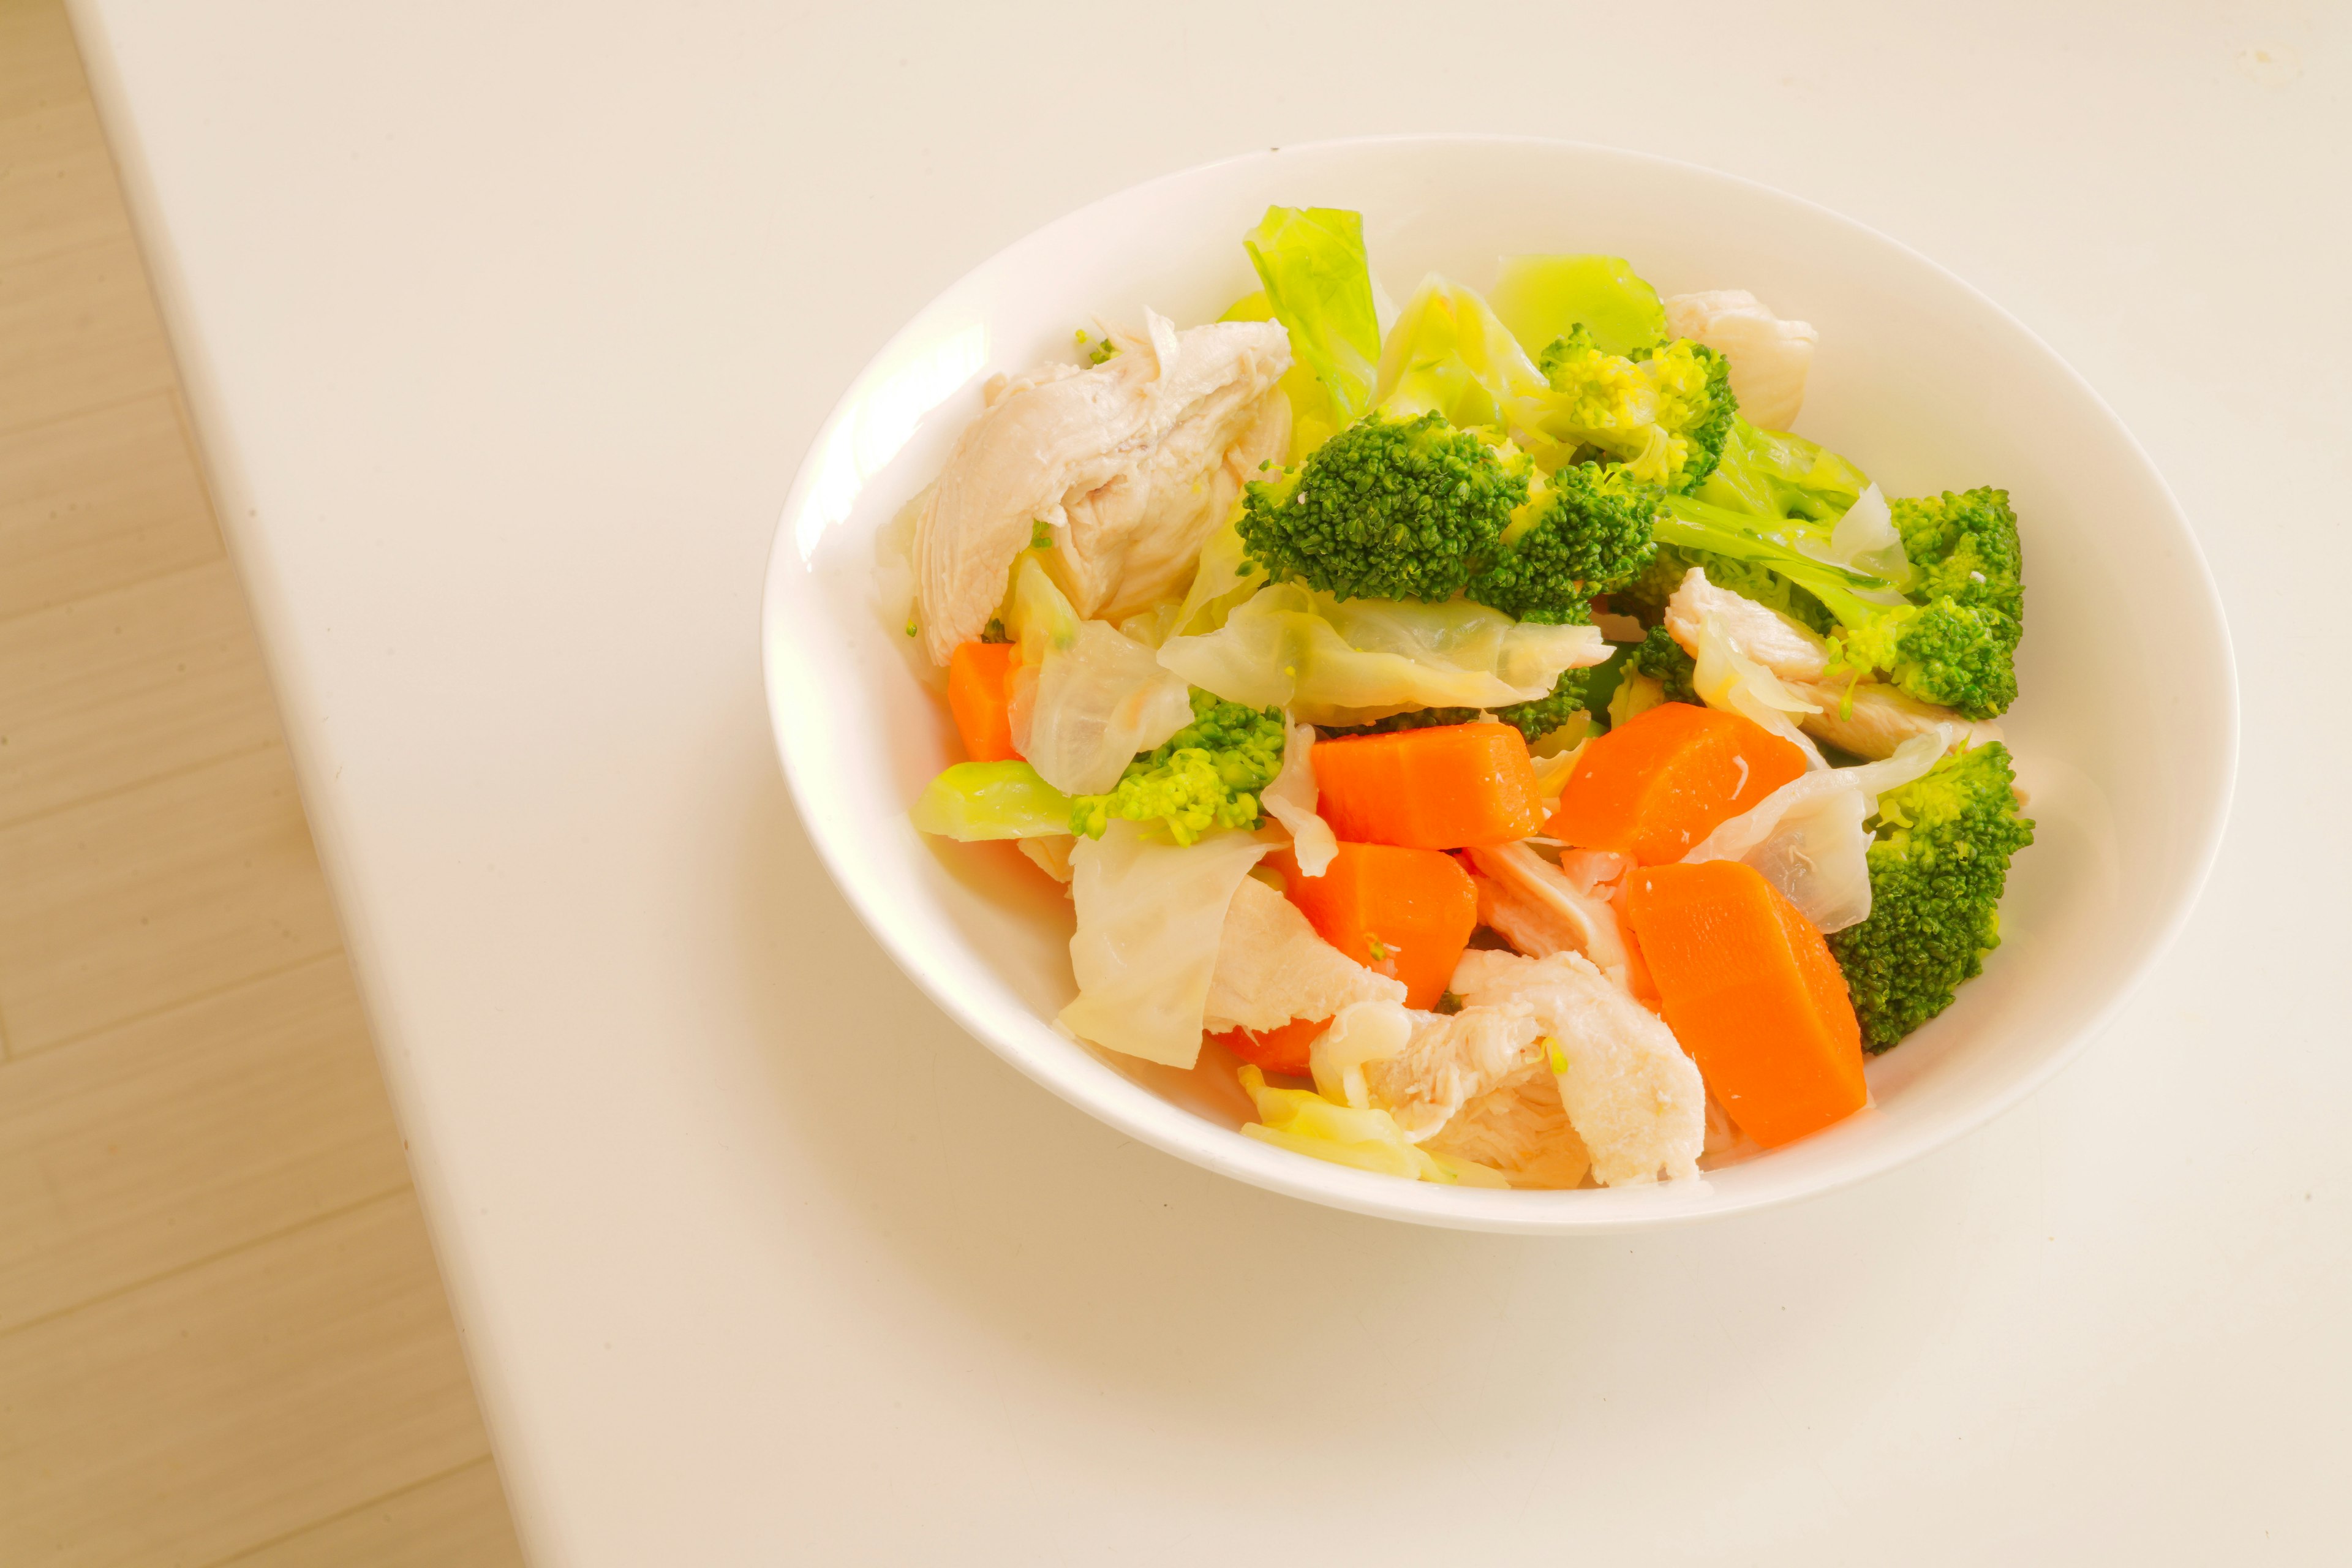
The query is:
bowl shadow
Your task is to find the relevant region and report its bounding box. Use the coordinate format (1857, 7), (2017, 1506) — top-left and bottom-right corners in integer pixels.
(720, 703), (2002, 1467)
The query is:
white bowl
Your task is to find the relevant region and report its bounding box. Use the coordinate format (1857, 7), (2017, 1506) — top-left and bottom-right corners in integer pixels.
(762, 137), (2235, 1233)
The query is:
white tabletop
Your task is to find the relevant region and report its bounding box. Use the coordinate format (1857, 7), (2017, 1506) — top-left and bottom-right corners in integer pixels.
(74, 2), (2346, 1561)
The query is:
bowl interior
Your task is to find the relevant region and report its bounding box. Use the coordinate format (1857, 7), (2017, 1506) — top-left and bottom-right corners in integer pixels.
(763, 138), (2234, 1232)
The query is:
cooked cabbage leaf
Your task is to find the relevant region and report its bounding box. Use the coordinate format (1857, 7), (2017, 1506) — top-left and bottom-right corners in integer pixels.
(1007, 557), (1194, 795)
(1490, 254), (1667, 361)
(1681, 733), (1943, 932)
(1059, 821), (1269, 1068)
(1158, 582), (1607, 725)
(910, 761), (1073, 840)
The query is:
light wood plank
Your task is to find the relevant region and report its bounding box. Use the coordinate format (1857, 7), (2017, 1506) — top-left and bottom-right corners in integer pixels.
(0, 80), (125, 273)
(0, 957), (411, 1328)
(0, 230), (179, 432)
(0, 392), (222, 618)
(214, 1459), (526, 1568)
(0, 1193), (499, 1568)
(0, 744), (344, 1054)
(0, 558), (282, 826)
(0, 0), (83, 116)
(0, 6), (523, 1561)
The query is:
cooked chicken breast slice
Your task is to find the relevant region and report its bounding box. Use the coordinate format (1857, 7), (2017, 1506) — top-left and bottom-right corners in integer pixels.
(1451, 948), (1704, 1186)
(1055, 356), (1291, 624)
(1464, 841), (1632, 984)
(1665, 566), (1830, 680)
(1783, 677), (2003, 761)
(1663, 289), (1819, 431)
(1203, 875), (1404, 1033)
(913, 314), (1291, 664)
(1422, 1059), (1592, 1189)
(1360, 1004), (1545, 1142)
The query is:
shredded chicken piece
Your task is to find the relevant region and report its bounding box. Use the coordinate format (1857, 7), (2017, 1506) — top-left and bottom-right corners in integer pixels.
(1203, 876), (1403, 1033)
(1362, 1004), (1544, 1142)
(1663, 566), (2002, 760)
(1663, 290), (1818, 430)
(1665, 567), (1830, 680)
(1782, 677), (2004, 761)
(1423, 1060), (1593, 1189)
(1451, 949), (1705, 1186)
(912, 314), (1290, 663)
(1464, 842), (1632, 984)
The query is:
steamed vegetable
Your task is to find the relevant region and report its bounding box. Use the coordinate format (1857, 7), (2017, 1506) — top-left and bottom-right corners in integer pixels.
(946, 640), (1020, 761)
(1490, 253), (1667, 361)
(1647, 483), (2022, 722)
(1237, 1064), (1510, 1185)
(1464, 461), (1660, 623)
(1060, 823), (1269, 1069)
(1681, 731), (1944, 933)
(1156, 582), (1605, 725)
(1069, 689), (1285, 845)
(1622, 859), (1869, 1148)
(1242, 205), (1383, 450)
(1326, 660), (1597, 747)
(1006, 557), (1195, 794)
(1237, 409), (1531, 604)
(1548, 703), (1807, 864)
(1828, 741), (2036, 1051)
(1311, 722), (1547, 851)
(1273, 841), (1480, 1009)
(1515, 327), (1738, 496)
(1209, 1015), (1331, 1076)
(910, 760), (1072, 840)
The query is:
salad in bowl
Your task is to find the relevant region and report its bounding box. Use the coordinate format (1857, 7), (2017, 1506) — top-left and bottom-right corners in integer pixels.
(882, 205), (2034, 1193)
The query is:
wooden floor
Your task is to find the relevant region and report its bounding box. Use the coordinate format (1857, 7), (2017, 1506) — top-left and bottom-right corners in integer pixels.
(0, 4), (525, 1562)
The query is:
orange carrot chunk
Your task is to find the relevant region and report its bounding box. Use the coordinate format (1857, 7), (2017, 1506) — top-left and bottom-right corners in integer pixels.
(1548, 702), (1806, 864)
(947, 640), (1020, 762)
(1311, 722), (1545, 850)
(1622, 860), (1866, 1148)
(1207, 1015), (1331, 1076)
(1273, 843), (1478, 1010)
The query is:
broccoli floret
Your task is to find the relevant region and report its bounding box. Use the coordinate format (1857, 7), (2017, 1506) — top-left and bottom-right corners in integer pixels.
(1070, 690), (1286, 845)
(1656, 491), (2022, 719)
(1529, 328), (1737, 495)
(1629, 339), (1737, 494)
(1236, 410), (1529, 603)
(1833, 597), (2019, 720)
(1624, 625), (1697, 704)
(1893, 487), (2024, 628)
(1465, 461), (1659, 621)
(1828, 743), (2035, 1052)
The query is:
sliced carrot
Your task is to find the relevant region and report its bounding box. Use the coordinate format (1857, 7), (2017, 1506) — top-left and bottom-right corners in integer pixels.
(1548, 702), (1804, 864)
(1621, 860), (1866, 1148)
(1207, 1015), (1330, 1076)
(946, 640), (1020, 762)
(1272, 843), (1479, 1009)
(1311, 722), (1545, 850)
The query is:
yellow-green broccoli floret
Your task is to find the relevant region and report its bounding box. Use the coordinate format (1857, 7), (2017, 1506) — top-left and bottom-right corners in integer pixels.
(1236, 410), (1531, 603)
(1828, 742), (2035, 1052)
(1466, 461), (1660, 622)
(1531, 327), (1737, 495)
(1070, 690), (1286, 845)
